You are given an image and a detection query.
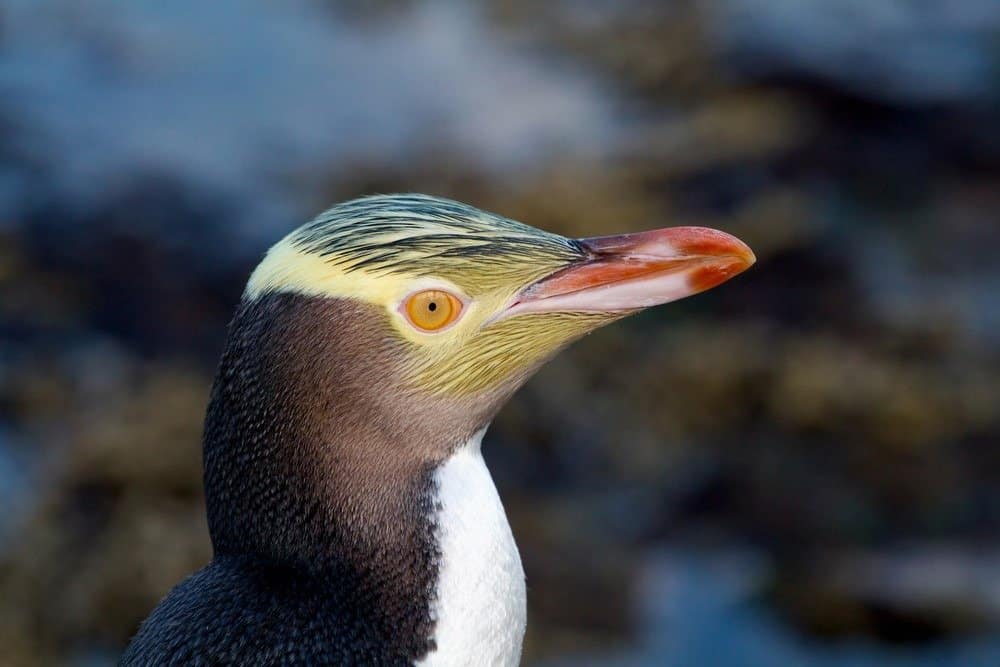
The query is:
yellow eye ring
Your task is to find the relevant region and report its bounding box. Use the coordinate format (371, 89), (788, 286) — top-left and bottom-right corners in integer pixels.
(402, 289), (463, 332)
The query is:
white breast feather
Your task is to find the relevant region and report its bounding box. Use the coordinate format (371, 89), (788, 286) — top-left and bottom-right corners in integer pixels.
(417, 429), (526, 667)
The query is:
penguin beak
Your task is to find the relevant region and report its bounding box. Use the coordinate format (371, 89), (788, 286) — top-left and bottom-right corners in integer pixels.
(503, 227), (755, 317)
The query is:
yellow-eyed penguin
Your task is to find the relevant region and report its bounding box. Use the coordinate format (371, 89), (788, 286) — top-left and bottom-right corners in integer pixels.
(122, 194), (754, 666)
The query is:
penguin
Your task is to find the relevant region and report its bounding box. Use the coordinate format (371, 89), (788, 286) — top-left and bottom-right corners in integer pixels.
(122, 194), (754, 666)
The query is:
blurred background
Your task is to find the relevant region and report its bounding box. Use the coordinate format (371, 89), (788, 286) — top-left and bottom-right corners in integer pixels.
(1, 1), (999, 665)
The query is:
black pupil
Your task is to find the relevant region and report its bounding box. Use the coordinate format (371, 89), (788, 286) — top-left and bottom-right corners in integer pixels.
(428, 302), (437, 312)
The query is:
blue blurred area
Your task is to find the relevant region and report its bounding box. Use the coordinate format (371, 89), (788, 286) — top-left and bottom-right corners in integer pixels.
(714, 0), (1000, 104)
(1, 1), (998, 665)
(546, 552), (1000, 667)
(0, 0), (615, 236)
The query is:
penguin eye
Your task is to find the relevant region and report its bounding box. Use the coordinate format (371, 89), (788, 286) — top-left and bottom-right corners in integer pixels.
(402, 289), (463, 332)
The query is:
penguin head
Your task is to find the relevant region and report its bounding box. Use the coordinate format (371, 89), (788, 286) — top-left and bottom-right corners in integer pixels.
(245, 194), (754, 415)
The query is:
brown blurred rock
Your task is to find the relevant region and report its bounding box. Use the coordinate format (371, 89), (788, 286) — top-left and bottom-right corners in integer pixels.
(770, 547), (1000, 642)
(0, 360), (211, 663)
(509, 496), (640, 663)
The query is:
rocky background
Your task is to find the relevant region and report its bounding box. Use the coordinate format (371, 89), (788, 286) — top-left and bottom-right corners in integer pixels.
(1, 1), (999, 665)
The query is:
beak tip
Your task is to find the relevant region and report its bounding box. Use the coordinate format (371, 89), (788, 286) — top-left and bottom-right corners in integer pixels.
(688, 253), (754, 293)
(686, 226), (755, 268)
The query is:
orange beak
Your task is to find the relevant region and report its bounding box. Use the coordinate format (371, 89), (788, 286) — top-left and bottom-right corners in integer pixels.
(504, 226), (755, 317)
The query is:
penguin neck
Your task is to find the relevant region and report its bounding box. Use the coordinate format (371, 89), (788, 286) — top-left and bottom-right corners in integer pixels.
(201, 293), (495, 659)
(202, 294), (500, 567)
(200, 292), (536, 662)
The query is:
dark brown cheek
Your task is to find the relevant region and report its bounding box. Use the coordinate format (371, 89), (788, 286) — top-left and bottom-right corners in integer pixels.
(689, 259), (746, 293)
